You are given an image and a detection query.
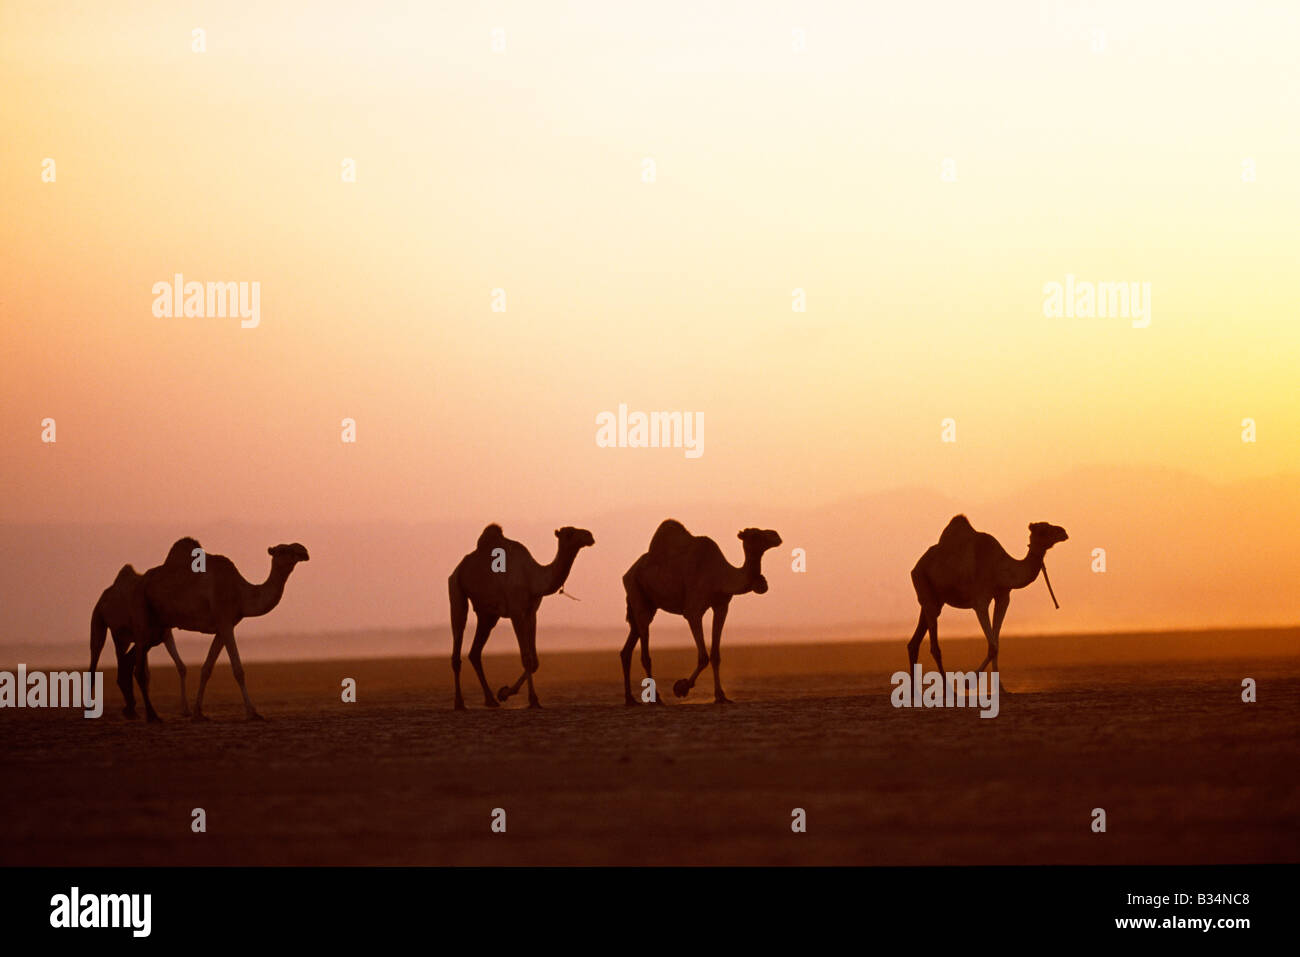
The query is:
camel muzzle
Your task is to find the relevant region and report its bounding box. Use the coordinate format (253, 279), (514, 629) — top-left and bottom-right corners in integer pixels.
(751, 574), (769, 595)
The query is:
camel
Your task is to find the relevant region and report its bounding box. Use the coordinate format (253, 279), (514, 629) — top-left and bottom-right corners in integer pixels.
(621, 520), (782, 705)
(129, 538), (310, 721)
(448, 523), (595, 710)
(908, 515), (1068, 697)
(90, 563), (190, 718)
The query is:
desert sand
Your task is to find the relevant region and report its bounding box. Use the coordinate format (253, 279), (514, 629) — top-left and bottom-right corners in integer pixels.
(2, 628), (1297, 866)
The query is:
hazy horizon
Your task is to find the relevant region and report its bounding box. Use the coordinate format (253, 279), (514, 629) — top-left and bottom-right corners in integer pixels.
(2, 464), (1298, 669)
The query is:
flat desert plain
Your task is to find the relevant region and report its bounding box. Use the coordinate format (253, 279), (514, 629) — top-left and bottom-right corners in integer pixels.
(2, 629), (1297, 865)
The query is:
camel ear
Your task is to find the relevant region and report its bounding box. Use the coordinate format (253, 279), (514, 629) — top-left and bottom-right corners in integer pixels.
(737, 530), (745, 540)
(267, 547), (274, 555)
(554, 528), (560, 537)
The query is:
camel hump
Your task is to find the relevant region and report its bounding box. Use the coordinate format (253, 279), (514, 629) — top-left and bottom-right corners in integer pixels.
(649, 519), (692, 551)
(113, 564), (138, 582)
(476, 523), (506, 551)
(939, 514), (975, 544)
(164, 536), (202, 565)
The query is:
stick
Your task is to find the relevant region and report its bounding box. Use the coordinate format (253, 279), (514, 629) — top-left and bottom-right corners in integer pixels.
(1041, 561), (1060, 609)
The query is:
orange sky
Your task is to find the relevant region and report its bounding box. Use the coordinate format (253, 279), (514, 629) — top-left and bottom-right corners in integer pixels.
(1, 2), (1297, 642)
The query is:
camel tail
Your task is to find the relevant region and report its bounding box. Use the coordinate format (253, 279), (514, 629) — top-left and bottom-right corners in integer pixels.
(89, 602), (108, 677)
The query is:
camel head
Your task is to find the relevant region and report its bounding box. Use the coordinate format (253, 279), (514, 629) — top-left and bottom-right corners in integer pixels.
(1027, 523), (1068, 554)
(738, 527), (783, 594)
(267, 543), (311, 569)
(554, 526), (596, 551)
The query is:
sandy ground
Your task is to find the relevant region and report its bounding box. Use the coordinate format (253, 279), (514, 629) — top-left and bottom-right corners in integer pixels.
(2, 629), (1297, 865)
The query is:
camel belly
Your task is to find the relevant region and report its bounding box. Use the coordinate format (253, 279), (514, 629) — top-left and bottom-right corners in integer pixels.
(470, 596), (510, 618)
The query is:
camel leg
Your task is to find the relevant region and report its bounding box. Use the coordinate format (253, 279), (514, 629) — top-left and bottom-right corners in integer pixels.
(620, 605), (663, 706)
(499, 612), (543, 702)
(223, 630), (263, 721)
(977, 600), (993, 670)
(499, 669), (529, 702)
(906, 611), (926, 671)
(709, 601), (732, 703)
(619, 625), (640, 705)
(638, 622), (664, 705)
(162, 630), (190, 716)
(466, 614), (500, 708)
(450, 580), (469, 710)
(975, 602), (1010, 702)
(450, 624), (466, 711)
(975, 602), (995, 673)
(191, 633), (225, 721)
(507, 616), (542, 708)
(973, 603), (994, 658)
(495, 670), (541, 709)
(673, 614), (709, 699)
(89, 620), (109, 685)
(116, 644), (138, 719)
(923, 606), (946, 706)
(134, 645), (161, 723)
(990, 594), (1011, 694)
(93, 628), (134, 716)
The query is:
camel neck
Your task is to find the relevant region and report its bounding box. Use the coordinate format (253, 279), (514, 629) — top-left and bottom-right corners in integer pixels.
(729, 548), (765, 595)
(1007, 546), (1047, 590)
(241, 562), (292, 617)
(539, 547), (580, 596)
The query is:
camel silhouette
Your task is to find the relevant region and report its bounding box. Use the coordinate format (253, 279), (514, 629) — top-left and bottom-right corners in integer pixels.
(129, 538), (309, 721)
(908, 515), (1067, 697)
(448, 523), (595, 709)
(621, 520), (781, 705)
(91, 562), (190, 718)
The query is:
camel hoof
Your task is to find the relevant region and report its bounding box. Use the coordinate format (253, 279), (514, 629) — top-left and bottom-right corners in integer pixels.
(497, 686), (512, 702)
(672, 679), (691, 698)
(247, 712), (266, 722)
(624, 696), (640, 706)
(191, 712), (211, 723)
(528, 700), (543, 710)
(122, 707), (138, 720)
(483, 697), (500, 709)
(715, 695), (733, 704)
(454, 700), (466, 711)
(146, 713), (163, 724)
